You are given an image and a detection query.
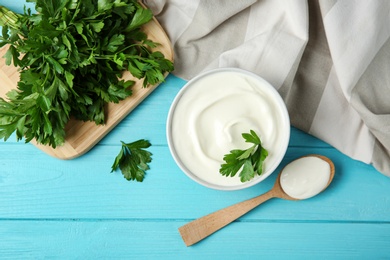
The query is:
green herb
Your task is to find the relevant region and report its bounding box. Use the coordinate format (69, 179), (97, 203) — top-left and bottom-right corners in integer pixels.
(111, 139), (152, 181)
(0, 0), (173, 148)
(220, 130), (268, 182)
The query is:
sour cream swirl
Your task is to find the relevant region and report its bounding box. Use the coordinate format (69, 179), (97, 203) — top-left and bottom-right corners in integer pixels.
(167, 69), (290, 189)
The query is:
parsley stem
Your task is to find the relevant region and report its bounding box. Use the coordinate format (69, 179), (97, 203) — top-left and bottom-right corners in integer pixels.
(95, 54), (140, 60)
(118, 43), (151, 54)
(0, 6), (21, 30)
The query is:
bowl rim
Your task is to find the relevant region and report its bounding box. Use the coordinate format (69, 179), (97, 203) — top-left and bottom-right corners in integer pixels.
(166, 68), (290, 191)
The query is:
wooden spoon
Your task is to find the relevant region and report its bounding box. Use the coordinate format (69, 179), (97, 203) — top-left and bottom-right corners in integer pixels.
(178, 154), (335, 246)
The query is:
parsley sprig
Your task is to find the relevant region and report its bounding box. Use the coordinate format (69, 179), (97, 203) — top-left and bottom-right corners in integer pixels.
(220, 130), (268, 182)
(111, 139), (152, 181)
(0, 0), (173, 148)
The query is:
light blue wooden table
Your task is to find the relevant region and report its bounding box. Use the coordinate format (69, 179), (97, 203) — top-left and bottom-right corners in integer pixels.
(1, 1), (390, 259)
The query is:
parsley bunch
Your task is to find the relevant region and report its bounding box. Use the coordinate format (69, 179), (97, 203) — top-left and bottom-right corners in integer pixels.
(0, 0), (173, 148)
(220, 130), (268, 182)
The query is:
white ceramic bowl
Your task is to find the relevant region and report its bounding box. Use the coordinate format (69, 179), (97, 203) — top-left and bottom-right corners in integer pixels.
(166, 68), (290, 190)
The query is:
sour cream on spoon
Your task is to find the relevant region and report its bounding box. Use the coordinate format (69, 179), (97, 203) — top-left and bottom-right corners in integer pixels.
(280, 156), (331, 199)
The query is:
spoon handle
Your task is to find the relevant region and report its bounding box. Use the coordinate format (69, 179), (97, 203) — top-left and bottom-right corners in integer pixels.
(178, 190), (276, 246)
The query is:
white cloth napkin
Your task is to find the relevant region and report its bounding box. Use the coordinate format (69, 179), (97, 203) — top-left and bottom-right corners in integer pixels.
(144, 0), (390, 177)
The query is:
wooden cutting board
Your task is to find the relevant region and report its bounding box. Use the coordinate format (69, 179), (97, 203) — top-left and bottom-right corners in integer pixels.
(0, 16), (173, 160)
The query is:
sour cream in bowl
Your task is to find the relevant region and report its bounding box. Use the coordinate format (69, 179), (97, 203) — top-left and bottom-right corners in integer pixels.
(166, 68), (290, 190)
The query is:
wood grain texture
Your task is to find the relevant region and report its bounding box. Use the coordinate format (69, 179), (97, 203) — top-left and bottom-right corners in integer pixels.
(1, 127), (390, 222)
(1, 221), (390, 259)
(0, 14), (173, 160)
(0, 74), (390, 258)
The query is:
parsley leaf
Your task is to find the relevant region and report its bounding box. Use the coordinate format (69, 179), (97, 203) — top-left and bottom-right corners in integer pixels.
(220, 130), (269, 183)
(111, 139), (152, 181)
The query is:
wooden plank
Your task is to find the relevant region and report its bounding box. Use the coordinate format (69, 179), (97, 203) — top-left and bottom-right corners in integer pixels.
(0, 220), (389, 258)
(1, 142), (389, 222)
(0, 12), (174, 160)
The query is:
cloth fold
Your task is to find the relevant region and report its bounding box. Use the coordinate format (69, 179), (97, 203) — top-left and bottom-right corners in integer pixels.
(144, 0), (390, 177)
